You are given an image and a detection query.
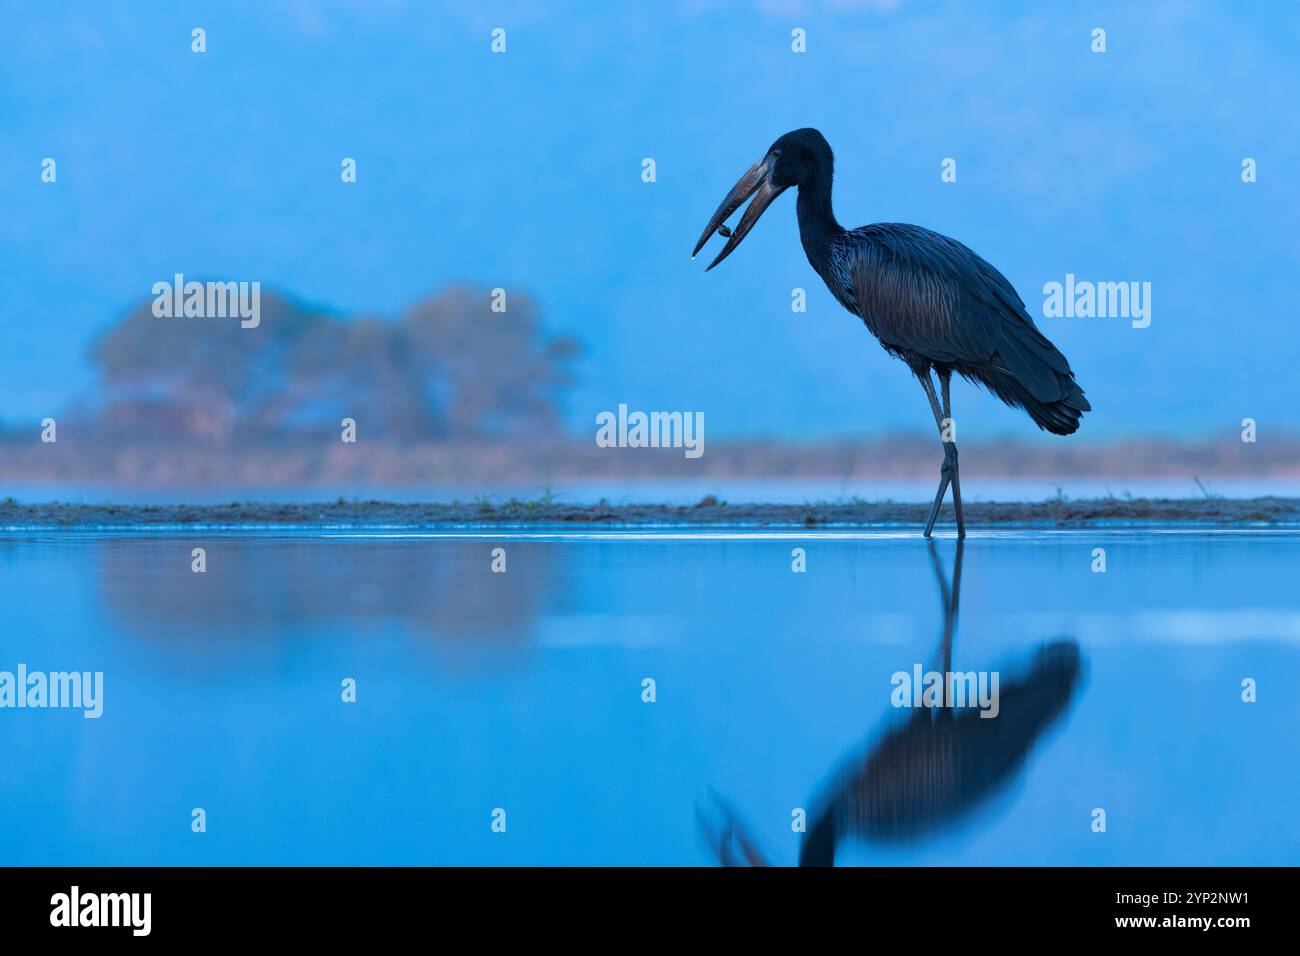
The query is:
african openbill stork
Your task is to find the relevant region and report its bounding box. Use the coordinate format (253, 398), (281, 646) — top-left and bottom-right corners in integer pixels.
(693, 129), (1090, 536)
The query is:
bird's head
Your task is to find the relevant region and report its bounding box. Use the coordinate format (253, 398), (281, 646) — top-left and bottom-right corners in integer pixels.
(692, 128), (833, 270)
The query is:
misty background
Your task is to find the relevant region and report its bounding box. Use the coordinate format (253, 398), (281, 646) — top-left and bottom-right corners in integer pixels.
(1, 0), (1297, 496)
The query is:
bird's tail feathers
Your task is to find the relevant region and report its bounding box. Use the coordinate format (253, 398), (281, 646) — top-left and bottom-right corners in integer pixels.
(964, 320), (1090, 435)
(973, 365), (1090, 436)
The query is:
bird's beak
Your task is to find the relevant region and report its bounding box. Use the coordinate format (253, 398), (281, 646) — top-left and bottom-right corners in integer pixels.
(691, 155), (788, 271)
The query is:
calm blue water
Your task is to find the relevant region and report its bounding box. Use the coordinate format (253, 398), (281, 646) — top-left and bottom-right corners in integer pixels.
(1, 529), (1296, 865)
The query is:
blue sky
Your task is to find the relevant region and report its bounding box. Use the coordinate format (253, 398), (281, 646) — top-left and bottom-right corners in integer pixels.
(1, 0), (1297, 442)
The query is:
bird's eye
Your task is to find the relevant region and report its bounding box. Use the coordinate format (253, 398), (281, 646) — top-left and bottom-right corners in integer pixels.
(772, 149), (782, 158)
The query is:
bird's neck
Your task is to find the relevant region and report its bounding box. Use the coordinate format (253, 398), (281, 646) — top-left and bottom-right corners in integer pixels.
(796, 168), (843, 279)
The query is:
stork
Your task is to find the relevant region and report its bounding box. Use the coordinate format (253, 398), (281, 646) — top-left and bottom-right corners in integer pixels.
(693, 128), (1090, 536)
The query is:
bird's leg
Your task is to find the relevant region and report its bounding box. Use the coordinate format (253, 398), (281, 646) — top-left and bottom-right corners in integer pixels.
(939, 369), (965, 537)
(921, 372), (952, 537)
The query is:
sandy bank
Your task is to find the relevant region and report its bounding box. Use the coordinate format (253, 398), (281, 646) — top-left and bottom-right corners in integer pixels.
(2, 497), (1298, 529)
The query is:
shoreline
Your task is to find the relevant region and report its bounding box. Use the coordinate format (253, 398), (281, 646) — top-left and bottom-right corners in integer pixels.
(2, 497), (1298, 529)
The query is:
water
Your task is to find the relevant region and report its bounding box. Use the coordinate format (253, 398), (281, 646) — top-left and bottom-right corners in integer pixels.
(1, 529), (1296, 865)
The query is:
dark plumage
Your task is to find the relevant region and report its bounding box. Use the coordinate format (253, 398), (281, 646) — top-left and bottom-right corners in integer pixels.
(841, 224), (1090, 436)
(694, 128), (1090, 535)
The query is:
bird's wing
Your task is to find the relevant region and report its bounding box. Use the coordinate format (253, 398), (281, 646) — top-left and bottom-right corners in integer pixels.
(849, 224), (1073, 400)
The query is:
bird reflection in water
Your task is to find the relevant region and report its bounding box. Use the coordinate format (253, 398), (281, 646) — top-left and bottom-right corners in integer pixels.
(699, 540), (1084, 866)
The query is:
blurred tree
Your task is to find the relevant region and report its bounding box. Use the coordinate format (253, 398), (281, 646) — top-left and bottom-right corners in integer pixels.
(85, 286), (579, 442)
(400, 286), (579, 438)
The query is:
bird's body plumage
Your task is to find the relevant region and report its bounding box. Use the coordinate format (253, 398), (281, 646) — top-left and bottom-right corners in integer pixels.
(821, 223), (1090, 435)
